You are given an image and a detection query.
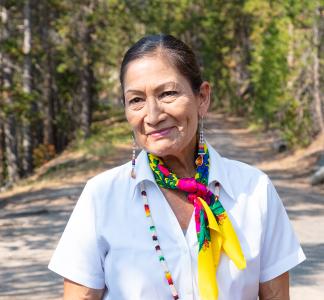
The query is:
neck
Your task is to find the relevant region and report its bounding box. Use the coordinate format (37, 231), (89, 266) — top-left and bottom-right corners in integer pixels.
(161, 136), (198, 178)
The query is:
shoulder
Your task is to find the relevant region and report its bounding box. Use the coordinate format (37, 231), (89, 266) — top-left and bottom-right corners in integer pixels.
(223, 157), (270, 205)
(85, 160), (133, 200)
(223, 156), (268, 186)
(208, 144), (270, 201)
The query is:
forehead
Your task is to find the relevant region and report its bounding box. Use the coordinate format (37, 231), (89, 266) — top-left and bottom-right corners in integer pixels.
(123, 54), (188, 90)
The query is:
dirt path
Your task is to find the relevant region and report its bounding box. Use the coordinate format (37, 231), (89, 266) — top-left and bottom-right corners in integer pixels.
(0, 113), (323, 299)
(205, 114), (324, 300)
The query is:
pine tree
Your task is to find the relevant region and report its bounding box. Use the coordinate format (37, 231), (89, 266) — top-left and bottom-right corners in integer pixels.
(0, 4), (20, 184)
(22, 0), (33, 174)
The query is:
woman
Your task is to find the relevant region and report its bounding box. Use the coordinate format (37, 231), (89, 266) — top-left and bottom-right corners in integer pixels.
(49, 35), (305, 300)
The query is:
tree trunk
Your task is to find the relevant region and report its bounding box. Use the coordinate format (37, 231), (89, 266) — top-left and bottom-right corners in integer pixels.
(79, 1), (96, 139)
(40, 2), (55, 146)
(0, 7), (3, 186)
(4, 113), (20, 184)
(80, 35), (93, 139)
(22, 0), (33, 175)
(0, 122), (5, 186)
(43, 53), (55, 146)
(312, 5), (324, 135)
(0, 5), (20, 184)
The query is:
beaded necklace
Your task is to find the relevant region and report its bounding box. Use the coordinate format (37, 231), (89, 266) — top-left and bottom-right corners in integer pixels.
(140, 181), (179, 299)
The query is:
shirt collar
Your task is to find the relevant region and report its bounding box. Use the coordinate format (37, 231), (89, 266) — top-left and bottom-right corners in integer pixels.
(206, 142), (235, 200)
(132, 149), (156, 186)
(130, 142), (235, 201)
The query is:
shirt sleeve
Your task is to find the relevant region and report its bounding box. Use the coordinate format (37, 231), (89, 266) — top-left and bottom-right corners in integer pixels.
(259, 177), (306, 283)
(48, 181), (105, 289)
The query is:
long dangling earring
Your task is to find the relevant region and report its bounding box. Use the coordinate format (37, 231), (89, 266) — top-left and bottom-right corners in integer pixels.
(131, 135), (136, 179)
(196, 116), (205, 166)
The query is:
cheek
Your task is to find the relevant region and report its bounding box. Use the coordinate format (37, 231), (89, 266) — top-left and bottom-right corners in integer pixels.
(125, 111), (147, 145)
(126, 110), (141, 130)
(175, 103), (198, 129)
(185, 118), (198, 139)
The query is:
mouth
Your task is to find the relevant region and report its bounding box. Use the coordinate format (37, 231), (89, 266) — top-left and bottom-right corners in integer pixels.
(148, 127), (174, 138)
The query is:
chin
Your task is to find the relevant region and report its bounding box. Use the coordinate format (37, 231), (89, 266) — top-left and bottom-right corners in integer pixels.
(143, 139), (186, 157)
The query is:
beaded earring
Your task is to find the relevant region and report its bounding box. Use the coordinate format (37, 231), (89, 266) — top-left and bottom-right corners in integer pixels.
(131, 135), (136, 179)
(196, 116), (205, 166)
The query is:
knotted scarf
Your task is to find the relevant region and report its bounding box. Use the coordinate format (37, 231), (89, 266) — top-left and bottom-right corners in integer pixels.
(148, 144), (246, 300)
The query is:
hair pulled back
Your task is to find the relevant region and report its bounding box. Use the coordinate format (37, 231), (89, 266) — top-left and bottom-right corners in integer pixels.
(120, 34), (203, 101)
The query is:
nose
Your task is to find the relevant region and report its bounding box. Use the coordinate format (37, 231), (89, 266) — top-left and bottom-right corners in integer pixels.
(144, 97), (165, 126)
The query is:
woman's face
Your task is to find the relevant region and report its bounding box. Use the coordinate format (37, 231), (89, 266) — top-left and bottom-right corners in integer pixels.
(124, 54), (210, 157)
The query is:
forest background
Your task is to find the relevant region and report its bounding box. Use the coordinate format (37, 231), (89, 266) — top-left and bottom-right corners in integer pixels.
(0, 0), (323, 187)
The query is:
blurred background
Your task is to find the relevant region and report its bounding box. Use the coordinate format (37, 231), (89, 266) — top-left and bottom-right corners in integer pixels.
(0, 1), (323, 299)
(0, 0), (323, 186)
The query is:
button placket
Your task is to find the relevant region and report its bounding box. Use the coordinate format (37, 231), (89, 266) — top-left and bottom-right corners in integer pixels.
(180, 211), (196, 299)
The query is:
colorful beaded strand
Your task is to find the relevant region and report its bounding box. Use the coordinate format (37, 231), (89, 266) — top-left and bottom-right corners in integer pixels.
(131, 137), (136, 179)
(140, 182), (179, 300)
(198, 117), (205, 156)
(195, 117), (205, 166)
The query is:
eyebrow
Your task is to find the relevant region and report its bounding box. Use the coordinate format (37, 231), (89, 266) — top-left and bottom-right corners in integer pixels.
(125, 81), (179, 95)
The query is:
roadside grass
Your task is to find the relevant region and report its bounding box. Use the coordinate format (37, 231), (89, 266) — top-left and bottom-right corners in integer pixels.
(0, 116), (132, 198)
(38, 119), (132, 181)
(74, 120), (131, 159)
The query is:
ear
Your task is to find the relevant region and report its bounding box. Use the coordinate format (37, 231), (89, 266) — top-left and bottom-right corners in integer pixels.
(197, 81), (211, 117)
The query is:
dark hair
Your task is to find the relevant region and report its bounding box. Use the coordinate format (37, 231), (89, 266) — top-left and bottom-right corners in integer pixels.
(120, 34), (203, 101)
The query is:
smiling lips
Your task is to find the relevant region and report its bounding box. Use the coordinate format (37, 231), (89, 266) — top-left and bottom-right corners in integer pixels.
(148, 127), (174, 138)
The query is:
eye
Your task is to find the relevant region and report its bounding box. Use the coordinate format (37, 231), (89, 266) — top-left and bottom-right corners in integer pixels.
(159, 90), (178, 98)
(128, 97), (144, 105)
(127, 97), (145, 110)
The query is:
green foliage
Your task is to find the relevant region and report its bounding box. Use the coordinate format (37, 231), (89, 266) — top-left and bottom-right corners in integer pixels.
(250, 19), (290, 124)
(243, 0), (321, 144)
(0, 0), (322, 184)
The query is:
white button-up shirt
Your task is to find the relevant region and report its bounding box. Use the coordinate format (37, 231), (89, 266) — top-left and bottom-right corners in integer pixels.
(49, 143), (305, 300)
